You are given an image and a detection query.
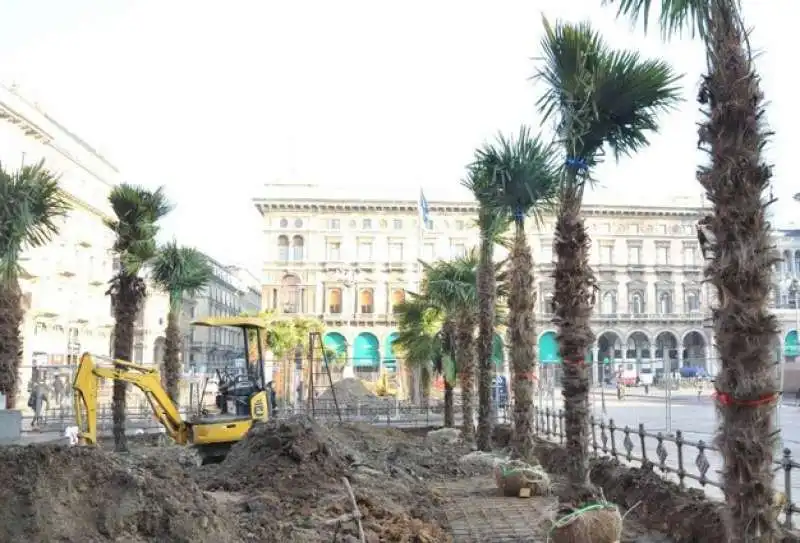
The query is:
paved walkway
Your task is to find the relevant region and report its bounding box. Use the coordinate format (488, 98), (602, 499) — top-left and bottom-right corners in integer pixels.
(434, 477), (554, 542)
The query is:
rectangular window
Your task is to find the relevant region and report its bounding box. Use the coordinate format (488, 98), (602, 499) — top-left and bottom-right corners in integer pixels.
(683, 247), (697, 266)
(362, 218), (372, 230)
(600, 245), (613, 265)
(627, 246), (641, 265)
(392, 219), (403, 230)
(656, 246), (669, 265)
(540, 241), (552, 263)
(358, 241), (373, 261)
(326, 241), (341, 261)
(327, 219), (341, 230)
(423, 243), (435, 261)
(389, 242), (404, 261)
(451, 243), (466, 259)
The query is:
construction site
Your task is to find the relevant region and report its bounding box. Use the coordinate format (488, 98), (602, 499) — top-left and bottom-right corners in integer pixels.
(1, 354), (744, 543)
(5, 321), (791, 542)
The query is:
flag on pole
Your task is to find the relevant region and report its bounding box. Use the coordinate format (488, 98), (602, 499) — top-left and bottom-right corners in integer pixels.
(418, 188), (430, 230)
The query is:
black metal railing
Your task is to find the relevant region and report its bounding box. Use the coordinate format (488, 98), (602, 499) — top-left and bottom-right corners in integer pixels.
(532, 407), (800, 529)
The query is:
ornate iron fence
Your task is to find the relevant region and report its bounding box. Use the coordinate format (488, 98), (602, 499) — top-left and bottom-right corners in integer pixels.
(533, 406), (800, 529)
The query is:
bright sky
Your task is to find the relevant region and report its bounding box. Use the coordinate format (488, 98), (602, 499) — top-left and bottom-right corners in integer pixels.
(0, 0), (794, 273)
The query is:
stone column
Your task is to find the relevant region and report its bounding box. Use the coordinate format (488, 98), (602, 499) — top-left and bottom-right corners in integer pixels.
(342, 341), (355, 379)
(315, 281), (324, 314)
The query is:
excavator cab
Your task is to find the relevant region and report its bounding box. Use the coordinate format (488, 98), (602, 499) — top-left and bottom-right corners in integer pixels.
(191, 316), (270, 420)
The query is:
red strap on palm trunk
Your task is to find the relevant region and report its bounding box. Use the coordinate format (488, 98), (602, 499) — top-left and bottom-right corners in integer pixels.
(712, 391), (779, 407)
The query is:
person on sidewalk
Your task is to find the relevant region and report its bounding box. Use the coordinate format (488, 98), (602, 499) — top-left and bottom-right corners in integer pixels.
(28, 382), (50, 431)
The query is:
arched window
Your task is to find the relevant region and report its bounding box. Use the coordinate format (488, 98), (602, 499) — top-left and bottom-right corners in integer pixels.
(659, 292), (672, 314)
(390, 289), (405, 312)
(631, 292), (644, 314)
(328, 288), (342, 314)
(359, 288), (374, 314)
(277, 235), (289, 261)
(601, 291), (616, 315)
(280, 275), (301, 313)
(291, 235), (305, 261)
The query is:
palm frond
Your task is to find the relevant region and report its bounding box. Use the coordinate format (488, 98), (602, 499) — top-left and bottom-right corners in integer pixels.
(470, 126), (560, 227)
(534, 17), (683, 166)
(602, 0), (715, 40)
(151, 241), (213, 309)
(0, 160), (70, 283)
(107, 183), (173, 275)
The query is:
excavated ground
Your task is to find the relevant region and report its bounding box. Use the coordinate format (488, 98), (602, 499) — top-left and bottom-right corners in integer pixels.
(0, 418), (717, 542)
(0, 417), (471, 542)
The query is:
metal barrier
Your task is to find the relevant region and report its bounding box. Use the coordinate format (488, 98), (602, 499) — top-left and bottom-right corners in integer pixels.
(533, 406), (800, 529)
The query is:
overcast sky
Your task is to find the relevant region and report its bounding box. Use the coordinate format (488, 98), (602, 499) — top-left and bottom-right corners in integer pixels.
(0, 0), (793, 273)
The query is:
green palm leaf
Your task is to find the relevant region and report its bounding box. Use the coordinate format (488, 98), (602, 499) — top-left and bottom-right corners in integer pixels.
(535, 17), (683, 167)
(470, 126), (560, 228)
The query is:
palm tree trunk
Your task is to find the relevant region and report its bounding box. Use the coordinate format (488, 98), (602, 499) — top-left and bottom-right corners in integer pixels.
(456, 313), (476, 444)
(163, 308), (181, 406)
(111, 274), (139, 452)
(0, 280), (23, 409)
(554, 196), (596, 501)
(443, 380), (454, 427)
(703, 5), (777, 540)
(476, 222), (496, 451)
(420, 364), (431, 409)
(508, 226), (537, 460)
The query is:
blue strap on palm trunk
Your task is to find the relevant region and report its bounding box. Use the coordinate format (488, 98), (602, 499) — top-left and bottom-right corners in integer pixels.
(565, 157), (588, 172)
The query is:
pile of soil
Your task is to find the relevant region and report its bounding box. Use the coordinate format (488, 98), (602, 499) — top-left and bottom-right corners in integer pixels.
(534, 439), (726, 543)
(317, 377), (379, 408)
(202, 416), (451, 541)
(0, 445), (234, 543)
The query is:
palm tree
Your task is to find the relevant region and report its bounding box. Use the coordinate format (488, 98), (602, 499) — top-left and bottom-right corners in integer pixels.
(534, 19), (681, 498)
(393, 296), (448, 411)
(462, 169), (514, 451)
(0, 161), (69, 408)
(604, 2), (777, 538)
(106, 184), (172, 451)
(422, 254), (480, 442)
(472, 128), (559, 460)
(151, 242), (212, 406)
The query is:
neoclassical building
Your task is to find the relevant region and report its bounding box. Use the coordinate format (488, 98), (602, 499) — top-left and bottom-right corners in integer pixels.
(772, 228), (800, 362)
(254, 183), (715, 379)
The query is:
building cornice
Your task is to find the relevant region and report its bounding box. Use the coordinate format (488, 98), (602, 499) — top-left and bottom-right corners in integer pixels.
(253, 198), (703, 219)
(61, 190), (113, 223)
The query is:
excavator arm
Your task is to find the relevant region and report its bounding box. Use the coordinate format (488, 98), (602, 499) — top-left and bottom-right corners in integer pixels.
(72, 352), (189, 445)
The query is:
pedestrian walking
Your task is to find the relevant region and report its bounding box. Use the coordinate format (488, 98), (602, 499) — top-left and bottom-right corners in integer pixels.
(28, 382), (50, 430)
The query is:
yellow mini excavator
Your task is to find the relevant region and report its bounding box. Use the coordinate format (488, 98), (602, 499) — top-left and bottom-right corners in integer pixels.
(72, 316), (272, 464)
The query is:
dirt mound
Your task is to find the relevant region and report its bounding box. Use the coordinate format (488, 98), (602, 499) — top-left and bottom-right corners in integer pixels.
(201, 417), (453, 541)
(330, 423), (470, 480)
(536, 440), (723, 542)
(0, 445), (234, 543)
(317, 377), (378, 407)
(210, 415), (351, 492)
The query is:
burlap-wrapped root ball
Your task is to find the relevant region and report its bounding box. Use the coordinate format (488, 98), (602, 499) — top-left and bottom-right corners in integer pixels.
(493, 460), (551, 497)
(550, 503), (623, 543)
